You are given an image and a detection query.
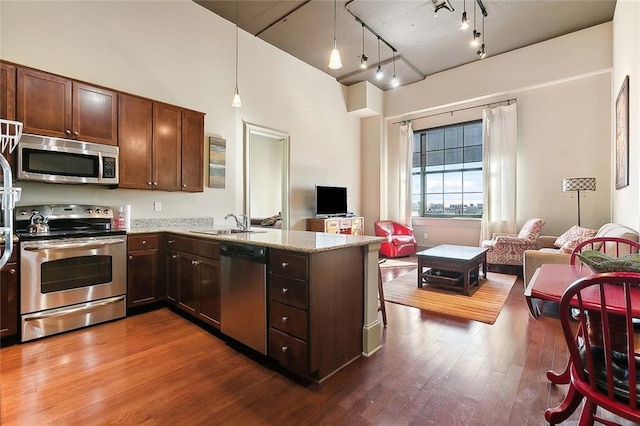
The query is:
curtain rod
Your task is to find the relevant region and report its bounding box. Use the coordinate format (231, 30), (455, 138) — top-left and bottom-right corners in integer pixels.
(392, 98), (517, 125)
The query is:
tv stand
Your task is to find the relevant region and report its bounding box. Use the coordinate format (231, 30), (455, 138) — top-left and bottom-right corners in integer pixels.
(307, 217), (363, 235)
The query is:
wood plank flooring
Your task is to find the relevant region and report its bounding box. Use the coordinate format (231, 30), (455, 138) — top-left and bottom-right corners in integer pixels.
(0, 263), (632, 425)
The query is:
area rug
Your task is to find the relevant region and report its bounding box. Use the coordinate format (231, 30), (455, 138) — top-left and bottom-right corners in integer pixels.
(383, 269), (517, 324)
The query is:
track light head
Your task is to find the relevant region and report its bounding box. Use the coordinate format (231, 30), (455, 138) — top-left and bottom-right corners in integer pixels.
(460, 11), (469, 30)
(477, 44), (486, 59)
(376, 65), (383, 80)
(360, 54), (368, 69)
(391, 75), (399, 88)
(471, 30), (481, 47)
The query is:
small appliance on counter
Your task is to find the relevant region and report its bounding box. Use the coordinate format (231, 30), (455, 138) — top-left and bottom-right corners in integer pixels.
(15, 204), (127, 342)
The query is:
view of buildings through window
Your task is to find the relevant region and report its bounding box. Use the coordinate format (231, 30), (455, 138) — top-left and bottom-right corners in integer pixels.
(412, 120), (483, 217)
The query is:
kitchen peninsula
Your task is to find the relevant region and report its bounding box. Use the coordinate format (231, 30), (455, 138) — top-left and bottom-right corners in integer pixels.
(128, 224), (385, 382)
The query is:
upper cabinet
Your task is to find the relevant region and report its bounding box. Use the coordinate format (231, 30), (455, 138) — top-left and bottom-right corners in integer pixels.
(181, 109), (204, 192)
(119, 94), (204, 192)
(16, 67), (118, 145)
(0, 62), (17, 169)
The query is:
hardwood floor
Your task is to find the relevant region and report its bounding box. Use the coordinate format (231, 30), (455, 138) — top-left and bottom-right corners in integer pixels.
(0, 263), (631, 425)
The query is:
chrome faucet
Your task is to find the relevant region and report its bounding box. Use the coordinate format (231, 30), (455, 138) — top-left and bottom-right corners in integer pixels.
(224, 213), (249, 231)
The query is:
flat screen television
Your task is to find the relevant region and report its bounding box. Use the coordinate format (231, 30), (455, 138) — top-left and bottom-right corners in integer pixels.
(315, 185), (348, 217)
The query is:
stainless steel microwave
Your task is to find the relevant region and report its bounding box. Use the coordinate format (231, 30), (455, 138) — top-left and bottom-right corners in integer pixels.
(17, 134), (118, 185)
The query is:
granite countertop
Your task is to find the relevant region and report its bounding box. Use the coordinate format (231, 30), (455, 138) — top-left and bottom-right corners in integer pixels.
(128, 219), (384, 253)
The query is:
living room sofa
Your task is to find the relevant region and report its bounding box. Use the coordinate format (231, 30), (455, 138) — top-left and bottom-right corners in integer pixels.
(523, 223), (639, 289)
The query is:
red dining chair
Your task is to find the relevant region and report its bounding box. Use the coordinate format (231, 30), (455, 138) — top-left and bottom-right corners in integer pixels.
(545, 272), (640, 425)
(570, 237), (640, 267)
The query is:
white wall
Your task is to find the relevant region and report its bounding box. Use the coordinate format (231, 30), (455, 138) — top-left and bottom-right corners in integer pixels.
(612, 1), (640, 231)
(381, 23), (614, 247)
(0, 0), (361, 231)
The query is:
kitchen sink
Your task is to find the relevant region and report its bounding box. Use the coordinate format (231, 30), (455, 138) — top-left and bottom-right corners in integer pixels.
(192, 229), (264, 235)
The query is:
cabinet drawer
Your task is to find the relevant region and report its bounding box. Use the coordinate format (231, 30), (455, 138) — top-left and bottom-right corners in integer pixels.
(165, 234), (197, 254)
(128, 234), (159, 251)
(269, 274), (307, 310)
(197, 239), (220, 259)
(270, 250), (308, 280)
(269, 300), (308, 341)
(268, 328), (309, 374)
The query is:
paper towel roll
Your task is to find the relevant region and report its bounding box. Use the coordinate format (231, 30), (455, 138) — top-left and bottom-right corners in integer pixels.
(124, 205), (131, 231)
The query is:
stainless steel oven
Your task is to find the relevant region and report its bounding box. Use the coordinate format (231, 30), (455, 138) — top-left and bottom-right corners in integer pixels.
(16, 204), (127, 342)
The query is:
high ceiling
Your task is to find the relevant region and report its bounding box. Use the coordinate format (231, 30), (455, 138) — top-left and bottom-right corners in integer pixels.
(194, 0), (616, 91)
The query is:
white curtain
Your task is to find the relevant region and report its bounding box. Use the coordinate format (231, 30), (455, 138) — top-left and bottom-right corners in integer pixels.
(480, 103), (518, 242)
(399, 122), (414, 226)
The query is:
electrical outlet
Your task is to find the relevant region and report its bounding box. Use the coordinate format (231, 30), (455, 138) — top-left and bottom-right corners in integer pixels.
(154, 201), (161, 212)
(423, 232), (428, 239)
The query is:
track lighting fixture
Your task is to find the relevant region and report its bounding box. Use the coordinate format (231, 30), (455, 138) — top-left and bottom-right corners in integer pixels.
(231, 0), (242, 108)
(375, 37), (383, 79)
(460, 0), (469, 30)
(328, 0), (342, 69)
(432, 0), (453, 17)
(391, 50), (399, 87)
(470, 0), (480, 47)
(360, 23), (368, 69)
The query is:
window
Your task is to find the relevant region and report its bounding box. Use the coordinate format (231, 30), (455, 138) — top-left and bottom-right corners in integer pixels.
(411, 120), (483, 218)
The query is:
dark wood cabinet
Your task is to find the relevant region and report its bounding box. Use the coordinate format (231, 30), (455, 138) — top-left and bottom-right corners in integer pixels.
(119, 98), (203, 192)
(268, 247), (364, 381)
(164, 234), (220, 328)
(127, 234), (160, 308)
(153, 102), (182, 191)
(16, 67), (117, 145)
(181, 109), (204, 192)
(0, 245), (18, 339)
(118, 94), (153, 190)
(0, 62), (17, 171)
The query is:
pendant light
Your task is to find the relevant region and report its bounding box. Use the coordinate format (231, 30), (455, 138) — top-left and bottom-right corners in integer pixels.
(375, 37), (383, 79)
(231, 0), (242, 108)
(359, 23), (368, 69)
(460, 0), (469, 30)
(391, 50), (399, 88)
(328, 0), (342, 69)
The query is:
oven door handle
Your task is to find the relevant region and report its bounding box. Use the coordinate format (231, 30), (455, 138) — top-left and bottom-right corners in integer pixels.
(23, 296), (125, 321)
(23, 238), (125, 251)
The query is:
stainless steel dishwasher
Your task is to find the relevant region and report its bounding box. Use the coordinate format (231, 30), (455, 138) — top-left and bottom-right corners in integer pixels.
(220, 243), (268, 354)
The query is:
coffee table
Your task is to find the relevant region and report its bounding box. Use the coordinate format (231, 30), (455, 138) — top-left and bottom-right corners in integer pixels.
(416, 244), (488, 296)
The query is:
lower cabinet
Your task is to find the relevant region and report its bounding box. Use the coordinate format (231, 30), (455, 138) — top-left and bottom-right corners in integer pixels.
(268, 246), (364, 381)
(0, 245), (18, 339)
(164, 234), (220, 329)
(127, 234), (160, 308)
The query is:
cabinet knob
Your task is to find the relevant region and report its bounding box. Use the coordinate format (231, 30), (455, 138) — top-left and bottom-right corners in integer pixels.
(281, 262), (288, 269)
(66, 129), (71, 135)
(142, 240), (147, 245)
(281, 346), (288, 353)
(182, 184), (187, 187)
(147, 182), (152, 186)
(128, 255), (133, 260)
(172, 254), (178, 259)
(192, 260), (198, 265)
(281, 288), (288, 294)
(281, 316), (288, 322)
(9, 268), (15, 274)
(153, 182), (158, 186)
(73, 131), (79, 136)
(168, 240), (175, 244)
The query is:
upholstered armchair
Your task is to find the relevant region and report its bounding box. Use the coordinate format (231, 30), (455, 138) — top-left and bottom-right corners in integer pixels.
(374, 220), (418, 258)
(481, 218), (545, 266)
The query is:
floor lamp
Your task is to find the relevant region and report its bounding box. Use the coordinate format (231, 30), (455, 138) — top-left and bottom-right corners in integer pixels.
(562, 177), (596, 226)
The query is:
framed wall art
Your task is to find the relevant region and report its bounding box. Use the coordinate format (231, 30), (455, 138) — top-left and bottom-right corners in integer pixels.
(208, 136), (226, 188)
(615, 75), (629, 190)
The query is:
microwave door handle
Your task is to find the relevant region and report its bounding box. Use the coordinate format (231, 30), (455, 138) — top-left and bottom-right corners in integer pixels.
(24, 238), (125, 251)
(98, 152), (103, 182)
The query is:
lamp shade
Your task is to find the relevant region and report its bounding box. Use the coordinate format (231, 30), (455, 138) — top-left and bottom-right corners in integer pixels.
(562, 177), (596, 192)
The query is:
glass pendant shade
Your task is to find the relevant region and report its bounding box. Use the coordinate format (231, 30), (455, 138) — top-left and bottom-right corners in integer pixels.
(231, 85), (242, 108)
(328, 40), (342, 69)
(376, 66), (383, 79)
